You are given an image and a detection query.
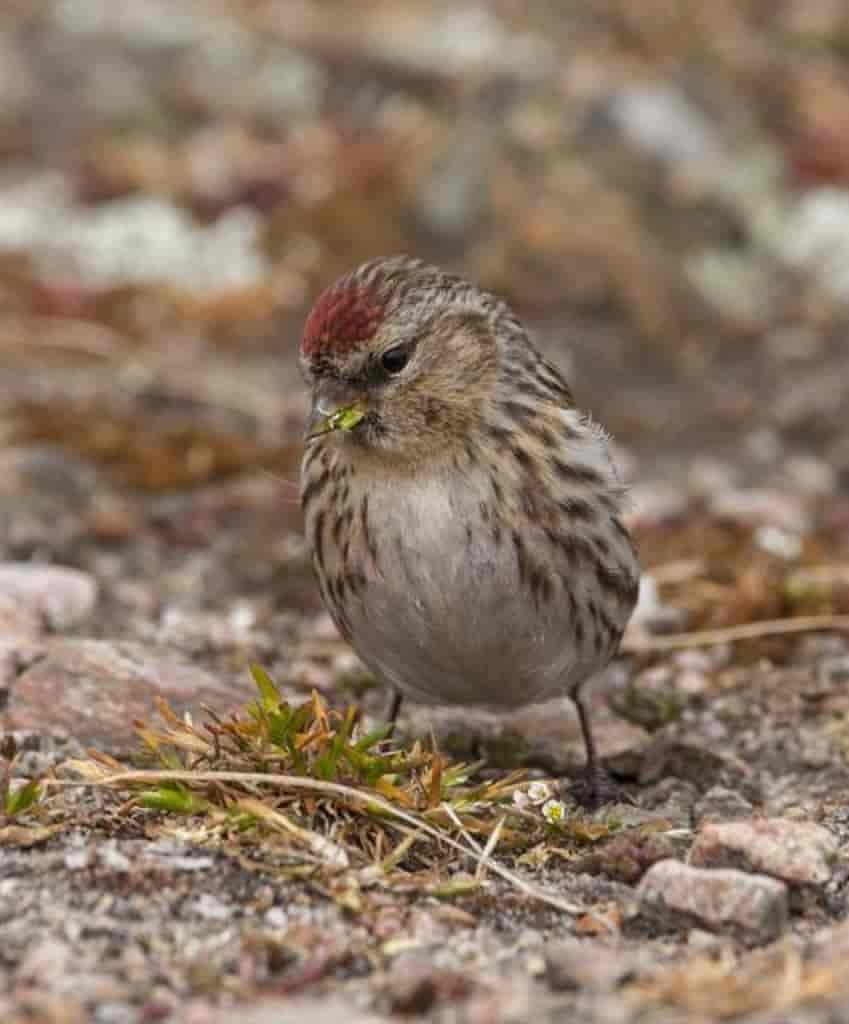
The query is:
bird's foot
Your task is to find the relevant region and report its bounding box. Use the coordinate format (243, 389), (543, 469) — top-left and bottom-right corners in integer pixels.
(562, 766), (630, 812)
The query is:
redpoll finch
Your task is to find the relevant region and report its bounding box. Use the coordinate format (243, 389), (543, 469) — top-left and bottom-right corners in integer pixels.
(300, 256), (639, 803)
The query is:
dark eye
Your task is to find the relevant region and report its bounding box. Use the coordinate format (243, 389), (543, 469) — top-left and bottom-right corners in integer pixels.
(380, 345), (410, 375)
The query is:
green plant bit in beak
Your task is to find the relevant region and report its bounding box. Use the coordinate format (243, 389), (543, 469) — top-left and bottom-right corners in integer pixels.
(308, 401), (367, 441)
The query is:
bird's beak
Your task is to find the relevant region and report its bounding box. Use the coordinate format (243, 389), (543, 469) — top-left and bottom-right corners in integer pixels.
(305, 395), (368, 442)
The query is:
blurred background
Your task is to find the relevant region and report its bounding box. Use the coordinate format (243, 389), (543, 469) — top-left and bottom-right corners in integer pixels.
(1, 0), (848, 709)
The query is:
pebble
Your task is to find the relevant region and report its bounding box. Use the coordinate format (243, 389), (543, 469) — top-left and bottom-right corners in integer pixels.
(709, 488), (810, 534)
(385, 954), (472, 1015)
(687, 458), (741, 498)
(754, 525), (803, 560)
(818, 655), (849, 688)
(639, 777), (700, 827)
(0, 564), (98, 631)
(692, 786), (755, 827)
(627, 483), (688, 527)
(0, 595), (42, 639)
(571, 827), (687, 885)
(0, 182), (269, 295)
(0, 634), (46, 692)
(264, 907), (289, 930)
(145, 840), (215, 873)
(98, 842), (132, 873)
(64, 835), (93, 872)
(686, 248), (771, 329)
(213, 996), (399, 1024)
(610, 85), (719, 163)
(544, 940), (633, 992)
(608, 736), (746, 789)
(330, 6), (551, 79)
(686, 928), (726, 954)
(784, 455), (837, 498)
(191, 893), (232, 922)
(628, 575), (690, 635)
(7, 638), (254, 751)
(781, 187), (849, 301)
(799, 730), (833, 769)
(0, 446), (101, 505)
(672, 646), (731, 673)
(689, 818), (837, 887)
(637, 859), (788, 944)
(18, 938), (75, 985)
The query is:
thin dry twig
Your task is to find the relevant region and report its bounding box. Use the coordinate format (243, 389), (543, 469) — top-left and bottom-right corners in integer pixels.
(622, 614), (849, 653)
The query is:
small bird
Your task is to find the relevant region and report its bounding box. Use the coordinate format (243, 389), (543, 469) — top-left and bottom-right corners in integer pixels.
(299, 256), (640, 802)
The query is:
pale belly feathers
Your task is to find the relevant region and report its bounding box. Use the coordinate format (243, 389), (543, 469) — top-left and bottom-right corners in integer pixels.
(313, 468), (620, 708)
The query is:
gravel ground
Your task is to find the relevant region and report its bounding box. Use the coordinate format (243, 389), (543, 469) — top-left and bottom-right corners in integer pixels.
(2, 3), (849, 1022)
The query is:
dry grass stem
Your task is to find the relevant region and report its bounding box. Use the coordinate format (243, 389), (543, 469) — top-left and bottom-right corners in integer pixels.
(623, 614), (849, 653)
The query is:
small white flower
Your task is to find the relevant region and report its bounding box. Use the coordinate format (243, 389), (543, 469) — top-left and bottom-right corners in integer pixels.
(542, 799), (567, 825)
(527, 780), (554, 805)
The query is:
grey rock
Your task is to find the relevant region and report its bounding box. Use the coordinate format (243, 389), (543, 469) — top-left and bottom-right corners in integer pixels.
(384, 953), (473, 1015)
(0, 596), (42, 640)
(0, 564), (98, 631)
(0, 635), (46, 692)
(689, 818), (837, 887)
(206, 996), (389, 1023)
(0, 182), (269, 295)
(799, 730), (832, 769)
(781, 188), (849, 303)
(608, 736), (747, 790)
(610, 85), (720, 163)
(7, 638), (254, 751)
(709, 488), (810, 534)
(628, 574), (690, 635)
(818, 655), (849, 688)
(64, 835), (92, 872)
(98, 842), (132, 873)
(191, 893), (232, 921)
(145, 840), (215, 872)
(637, 859), (788, 944)
(639, 777), (701, 827)
(544, 940), (634, 992)
(628, 484), (688, 527)
(692, 786), (755, 826)
(17, 937), (75, 985)
(685, 248), (772, 329)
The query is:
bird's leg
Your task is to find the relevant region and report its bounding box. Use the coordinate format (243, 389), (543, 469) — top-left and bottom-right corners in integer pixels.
(385, 689), (403, 736)
(574, 689), (599, 779)
(567, 689), (624, 809)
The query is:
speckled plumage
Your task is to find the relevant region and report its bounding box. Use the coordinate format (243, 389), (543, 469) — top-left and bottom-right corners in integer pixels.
(299, 256), (640, 799)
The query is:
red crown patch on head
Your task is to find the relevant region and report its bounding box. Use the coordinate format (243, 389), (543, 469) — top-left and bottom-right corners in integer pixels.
(302, 277), (386, 359)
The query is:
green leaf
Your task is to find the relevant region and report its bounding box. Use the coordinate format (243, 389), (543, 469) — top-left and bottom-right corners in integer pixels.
(138, 785), (208, 814)
(315, 708), (356, 781)
(442, 763), (474, 788)
(266, 704), (295, 749)
(4, 780), (41, 818)
(433, 874), (478, 898)
(353, 724), (393, 752)
(250, 664), (281, 710)
(342, 744), (394, 786)
(330, 403), (367, 432)
(360, 756), (392, 787)
(290, 701), (314, 735)
(307, 401), (368, 440)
